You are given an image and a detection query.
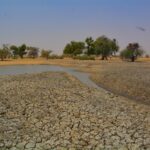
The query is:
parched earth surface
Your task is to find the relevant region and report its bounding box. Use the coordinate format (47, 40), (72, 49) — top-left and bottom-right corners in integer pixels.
(0, 72), (149, 150)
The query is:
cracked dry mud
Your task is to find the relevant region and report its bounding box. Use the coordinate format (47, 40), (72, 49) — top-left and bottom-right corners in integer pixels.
(0, 72), (149, 150)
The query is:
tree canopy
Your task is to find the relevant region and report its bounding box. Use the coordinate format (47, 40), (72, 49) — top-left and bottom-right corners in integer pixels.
(120, 43), (144, 62)
(85, 37), (95, 55)
(27, 47), (39, 58)
(0, 44), (11, 61)
(41, 50), (52, 59)
(63, 41), (85, 56)
(10, 44), (27, 58)
(63, 36), (119, 59)
(94, 36), (119, 60)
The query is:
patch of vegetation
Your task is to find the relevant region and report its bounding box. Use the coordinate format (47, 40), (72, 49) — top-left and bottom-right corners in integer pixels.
(63, 35), (119, 60)
(27, 47), (39, 58)
(0, 35), (147, 62)
(49, 54), (64, 59)
(145, 54), (149, 58)
(120, 43), (144, 62)
(10, 44), (27, 59)
(63, 41), (85, 56)
(0, 45), (11, 61)
(73, 55), (95, 60)
(41, 50), (52, 59)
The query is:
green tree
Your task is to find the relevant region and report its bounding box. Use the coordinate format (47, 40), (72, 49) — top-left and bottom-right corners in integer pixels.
(10, 45), (19, 58)
(120, 43), (144, 62)
(0, 45), (11, 61)
(63, 41), (85, 56)
(41, 50), (52, 59)
(27, 47), (39, 58)
(10, 44), (27, 58)
(110, 39), (119, 56)
(94, 36), (119, 60)
(63, 43), (73, 55)
(85, 37), (95, 55)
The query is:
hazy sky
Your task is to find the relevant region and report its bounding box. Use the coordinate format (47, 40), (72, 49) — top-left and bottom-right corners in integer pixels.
(0, 0), (150, 54)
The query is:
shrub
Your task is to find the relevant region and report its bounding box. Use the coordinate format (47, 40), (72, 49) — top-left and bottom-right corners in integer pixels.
(41, 50), (52, 59)
(27, 47), (39, 58)
(49, 54), (64, 59)
(63, 41), (85, 55)
(145, 54), (149, 58)
(0, 45), (11, 61)
(0, 49), (10, 61)
(73, 55), (95, 60)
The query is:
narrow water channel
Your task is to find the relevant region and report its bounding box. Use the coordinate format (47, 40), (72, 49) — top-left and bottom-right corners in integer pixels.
(0, 65), (99, 88)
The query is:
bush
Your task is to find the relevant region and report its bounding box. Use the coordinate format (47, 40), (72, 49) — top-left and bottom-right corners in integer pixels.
(120, 43), (144, 62)
(145, 54), (149, 58)
(49, 54), (64, 59)
(27, 47), (39, 58)
(73, 55), (95, 60)
(62, 54), (73, 58)
(41, 50), (52, 59)
(0, 48), (11, 61)
(120, 48), (144, 62)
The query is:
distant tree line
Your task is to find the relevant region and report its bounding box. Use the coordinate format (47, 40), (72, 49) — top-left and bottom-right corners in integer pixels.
(0, 44), (54, 60)
(0, 35), (145, 62)
(63, 35), (144, 62)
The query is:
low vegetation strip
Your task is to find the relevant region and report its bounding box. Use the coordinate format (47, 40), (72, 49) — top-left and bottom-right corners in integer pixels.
(0, 72), (149, 149)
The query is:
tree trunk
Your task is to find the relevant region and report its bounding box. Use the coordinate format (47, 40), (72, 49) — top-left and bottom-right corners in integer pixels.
(101, 55), (108, 60)
(131, 56), (135, 62)
(20, 55), (23, 59)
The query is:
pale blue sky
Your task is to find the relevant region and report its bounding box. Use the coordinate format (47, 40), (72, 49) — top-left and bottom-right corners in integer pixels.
(0, 0), (150, 54)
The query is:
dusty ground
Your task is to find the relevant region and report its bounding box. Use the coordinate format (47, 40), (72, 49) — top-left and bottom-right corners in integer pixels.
(1, 57), (150, 105)
(0, 72), (150, 149)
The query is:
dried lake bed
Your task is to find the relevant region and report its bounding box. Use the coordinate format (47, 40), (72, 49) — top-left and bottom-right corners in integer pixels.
(0, 70), (149, 149)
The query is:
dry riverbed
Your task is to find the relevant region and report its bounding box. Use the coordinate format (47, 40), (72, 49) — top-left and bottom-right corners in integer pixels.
(0, 72), (149, 150)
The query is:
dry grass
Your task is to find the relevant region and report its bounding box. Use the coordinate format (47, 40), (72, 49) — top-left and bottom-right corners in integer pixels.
(0, 57), (149, 66)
